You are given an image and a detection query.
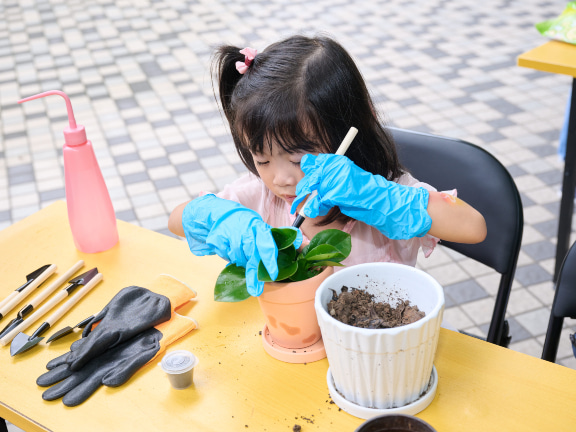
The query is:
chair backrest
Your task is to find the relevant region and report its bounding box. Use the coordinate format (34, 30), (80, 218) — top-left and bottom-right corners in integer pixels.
(542, 240), (576, 362)
(391, 127), (524, 346)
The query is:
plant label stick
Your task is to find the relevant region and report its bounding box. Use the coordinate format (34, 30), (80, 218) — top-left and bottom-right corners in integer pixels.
(292, 126), (358, 229)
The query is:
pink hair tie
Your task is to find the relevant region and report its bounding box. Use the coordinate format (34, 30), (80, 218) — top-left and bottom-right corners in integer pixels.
(235, 47), (257, 74)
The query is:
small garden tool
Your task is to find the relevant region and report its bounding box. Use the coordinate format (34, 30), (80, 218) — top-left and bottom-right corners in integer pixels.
(0, 260), (84, 339)
(0, 266), (94, 346)
(10, 270), (102, 356)
(46, 315), (95, 344)
(0, 264), (56, 320)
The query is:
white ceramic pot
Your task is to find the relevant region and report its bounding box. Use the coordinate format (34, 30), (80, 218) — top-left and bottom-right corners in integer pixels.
(314, 262), (445, 416)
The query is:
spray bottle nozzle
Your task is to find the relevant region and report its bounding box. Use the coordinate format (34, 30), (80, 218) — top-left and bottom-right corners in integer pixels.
(18, 90), (87, 147)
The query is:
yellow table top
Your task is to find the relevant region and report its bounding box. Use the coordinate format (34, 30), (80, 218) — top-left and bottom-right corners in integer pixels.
(517, 40), (576, 77)
(1, 202), (576, 432)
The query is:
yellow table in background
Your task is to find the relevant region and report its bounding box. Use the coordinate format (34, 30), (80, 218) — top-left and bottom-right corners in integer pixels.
(518, 40), (576, 281)
(1, 202), (576, 432)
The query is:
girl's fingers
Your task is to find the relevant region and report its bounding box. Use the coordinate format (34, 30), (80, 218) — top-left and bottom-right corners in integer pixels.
(254, 225), (278, 281)
(302, 197), (321, 218)
(290, 193), (308, 214)
(245, 262), (264, 297)
(291, 228), (303, 249)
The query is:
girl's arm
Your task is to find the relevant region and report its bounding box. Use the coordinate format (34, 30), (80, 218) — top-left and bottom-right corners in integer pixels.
(168, 201), (190, 237)
(293, 153), (488, 243)
(426, 191), (487, 244)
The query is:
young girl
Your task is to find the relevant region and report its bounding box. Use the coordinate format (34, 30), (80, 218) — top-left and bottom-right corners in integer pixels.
(168, 35), (487, 297)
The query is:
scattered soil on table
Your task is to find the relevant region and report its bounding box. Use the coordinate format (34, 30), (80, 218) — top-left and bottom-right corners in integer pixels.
(328, 286), (425, 329)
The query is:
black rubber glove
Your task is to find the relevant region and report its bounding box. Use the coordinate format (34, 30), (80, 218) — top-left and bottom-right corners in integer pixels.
(37, 312), (198, 406)
(37, 328), (162, 406)
(66, 286), (171, 371)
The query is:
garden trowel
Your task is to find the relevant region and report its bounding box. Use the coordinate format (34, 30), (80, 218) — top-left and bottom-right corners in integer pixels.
(0, 260), (85, 339)
(0, 264), (56, 320)
(10, 270), (103, 356)
(46, 314), (94, 343)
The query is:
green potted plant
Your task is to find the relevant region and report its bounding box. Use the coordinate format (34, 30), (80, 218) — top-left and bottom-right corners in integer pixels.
(214, 228), (351, 363)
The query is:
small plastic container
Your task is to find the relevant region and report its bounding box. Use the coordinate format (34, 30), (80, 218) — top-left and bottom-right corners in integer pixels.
(160, 350), (198, 389)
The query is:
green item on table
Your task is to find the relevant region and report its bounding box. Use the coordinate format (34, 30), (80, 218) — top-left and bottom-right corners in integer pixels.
(536, 2), (576, 45)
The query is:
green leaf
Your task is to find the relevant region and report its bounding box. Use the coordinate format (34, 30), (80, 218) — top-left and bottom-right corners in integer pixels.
(280, 244), (297, 261)
(307, 229), (352, 257)
(257, 261), (273, 281)
(258, 260), (298, 282)
(271, 228), (298, 250)
(289, 259), (321, 282)
(258, 246), (298, 282)
(309, 261), (345, 267)
(214, 264), (251, 302)
(304, 244), (346, 262)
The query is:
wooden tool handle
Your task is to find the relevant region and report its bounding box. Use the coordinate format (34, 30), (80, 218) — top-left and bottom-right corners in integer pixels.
(334, 127), (358, 156)
(44, 273), (103, 327)
(28, 260), (84, 308)
(0, 290), (68, 346)
(0, 292), (19, 312)
(0, 264), (57, 317)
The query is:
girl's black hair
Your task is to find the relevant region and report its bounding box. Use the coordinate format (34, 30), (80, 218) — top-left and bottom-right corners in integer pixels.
(212, 34), (403, 225)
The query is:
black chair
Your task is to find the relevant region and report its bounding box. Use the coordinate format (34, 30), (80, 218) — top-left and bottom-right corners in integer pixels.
(391, 127), (524, 347)
(542, 240), (576, 362)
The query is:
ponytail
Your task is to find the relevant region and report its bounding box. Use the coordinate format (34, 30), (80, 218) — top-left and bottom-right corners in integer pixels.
(211, 46), (246, 125)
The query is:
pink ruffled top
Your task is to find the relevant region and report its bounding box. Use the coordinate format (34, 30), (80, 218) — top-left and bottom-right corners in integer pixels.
(201, 173), (452, 269)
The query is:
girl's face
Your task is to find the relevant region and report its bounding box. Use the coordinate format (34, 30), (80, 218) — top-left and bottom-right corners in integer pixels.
(251, 141), (316, 212)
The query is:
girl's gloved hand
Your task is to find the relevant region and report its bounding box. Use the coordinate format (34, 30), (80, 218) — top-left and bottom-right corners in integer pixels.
(290, 154), (432, 240)
(183, 194), (301, 296)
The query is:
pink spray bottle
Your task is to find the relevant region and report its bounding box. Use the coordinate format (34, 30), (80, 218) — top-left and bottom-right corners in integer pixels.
(19, 90), (119, 253)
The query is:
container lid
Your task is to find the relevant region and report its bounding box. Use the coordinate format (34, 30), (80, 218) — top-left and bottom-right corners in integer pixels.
(160, 350), (197, 374)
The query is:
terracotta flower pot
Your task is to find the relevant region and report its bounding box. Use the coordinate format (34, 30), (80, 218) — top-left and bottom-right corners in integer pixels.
(257, 266), (334, 363)
(315, 262), (445, 418)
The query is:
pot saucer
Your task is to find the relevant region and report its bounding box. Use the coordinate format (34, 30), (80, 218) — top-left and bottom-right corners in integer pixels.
(327, 365), (438, 419)
(261, 324), (327, 364)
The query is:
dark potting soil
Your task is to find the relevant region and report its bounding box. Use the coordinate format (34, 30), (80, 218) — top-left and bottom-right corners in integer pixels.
(328, 286), (425, 329)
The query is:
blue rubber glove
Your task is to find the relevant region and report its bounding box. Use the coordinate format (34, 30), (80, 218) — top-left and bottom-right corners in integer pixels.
(182, 194), (302, 296)
(290, 154), (432, 240)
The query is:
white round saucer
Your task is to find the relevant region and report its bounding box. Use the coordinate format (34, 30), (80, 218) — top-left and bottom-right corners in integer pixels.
(326, 365), (438, 419)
